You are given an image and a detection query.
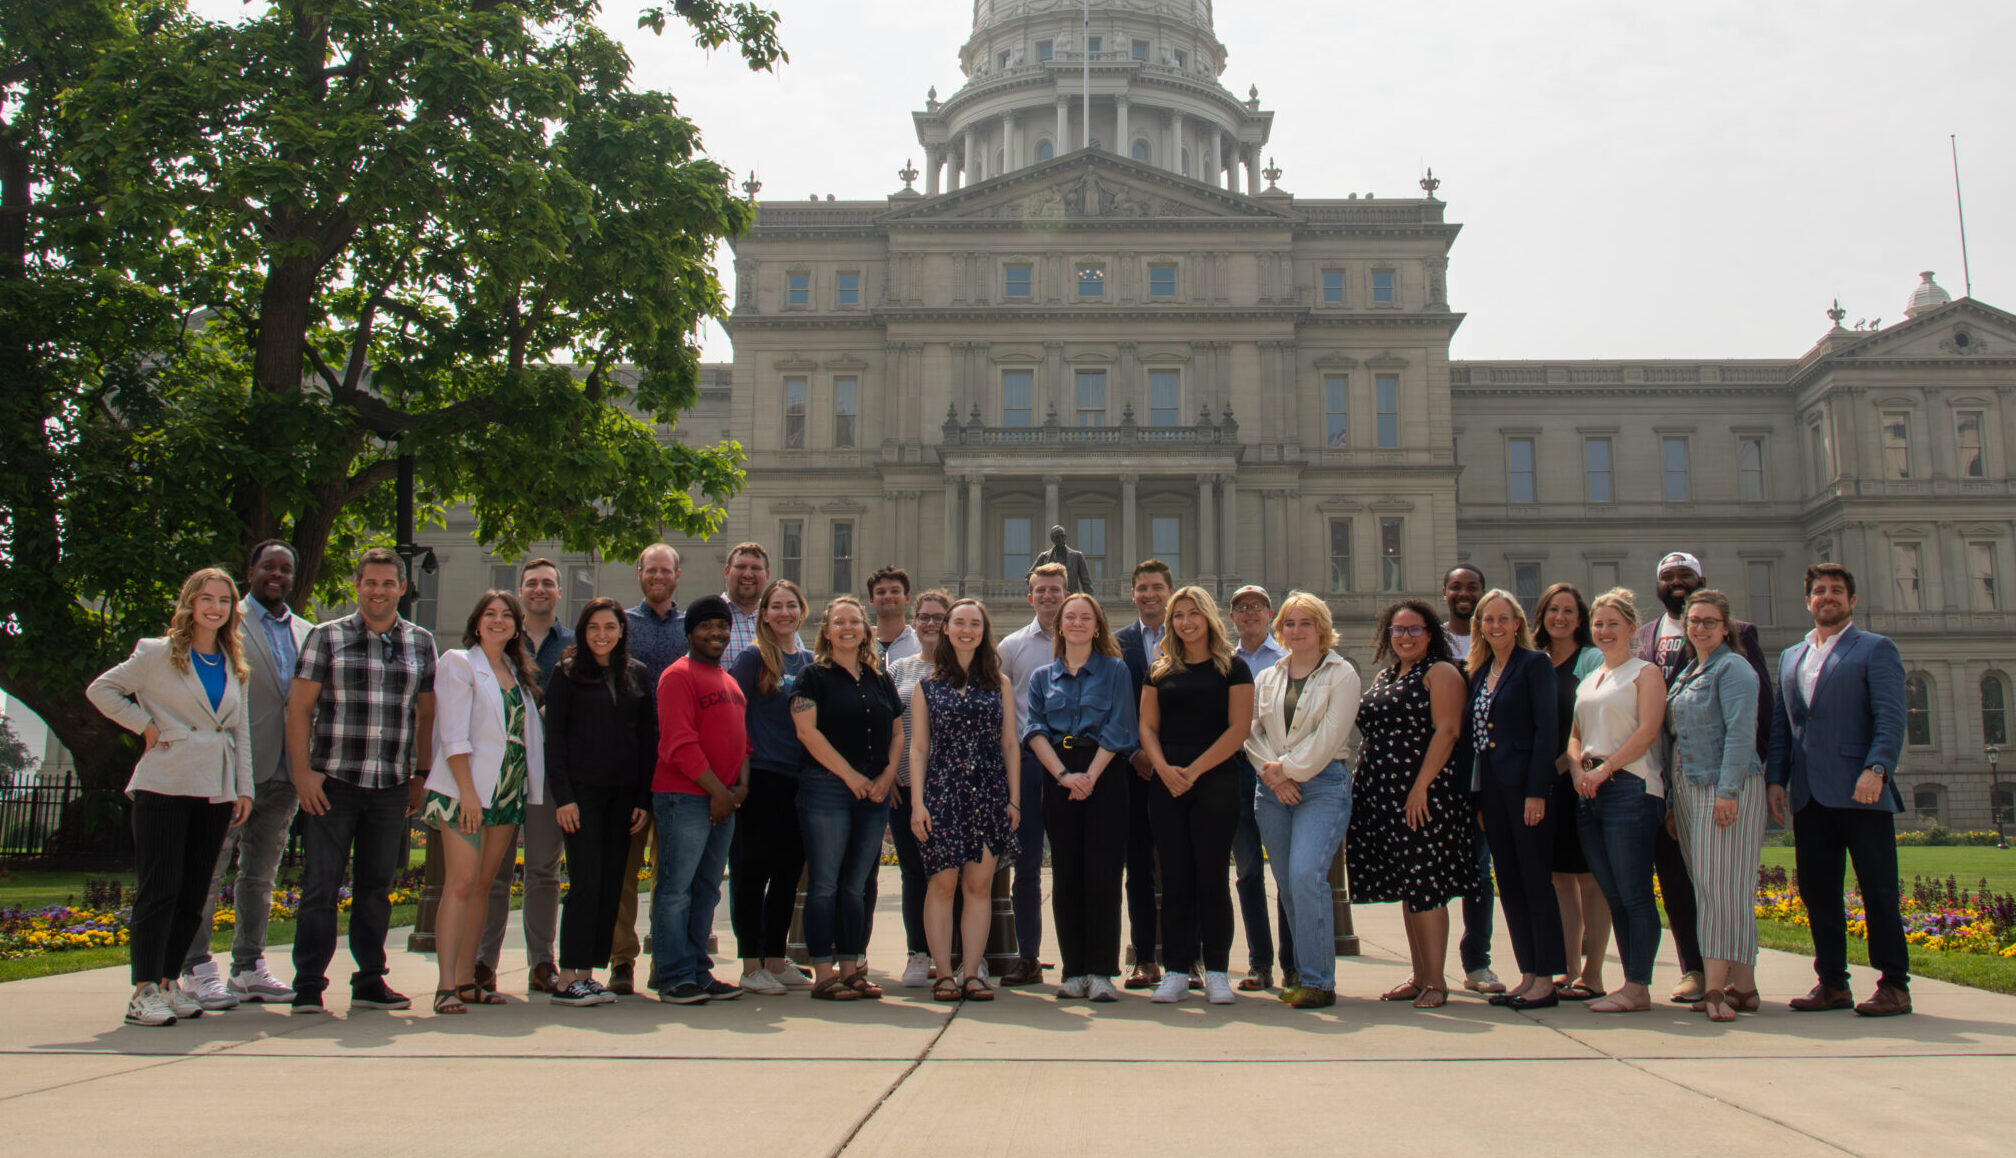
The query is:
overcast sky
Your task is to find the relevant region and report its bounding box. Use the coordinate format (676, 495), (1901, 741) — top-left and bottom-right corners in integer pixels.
(192, 0), (2013, 363)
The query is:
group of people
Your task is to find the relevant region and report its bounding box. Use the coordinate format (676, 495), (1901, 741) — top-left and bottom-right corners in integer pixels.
(89, 534), (1915, 1027)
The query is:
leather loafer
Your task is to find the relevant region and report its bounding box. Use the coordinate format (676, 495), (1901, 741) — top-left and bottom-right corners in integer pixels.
(528, 963), (561, 994)
(1000, 958), (1044, 986)
(1124, 964), (1162, 990)
(608, 963), (635, 996)
(1507, 992), (1559, 1011)
(1788, 983), (1854, 1012)
(1854, 983), (1912, 1017)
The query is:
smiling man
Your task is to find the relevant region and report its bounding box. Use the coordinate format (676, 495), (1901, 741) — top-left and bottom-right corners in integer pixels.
(1115, 560), (1173, 988)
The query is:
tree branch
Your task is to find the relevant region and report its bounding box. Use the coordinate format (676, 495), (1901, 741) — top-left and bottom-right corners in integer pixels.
(303, 342), (343, 395)
(341, 456), (401, 505)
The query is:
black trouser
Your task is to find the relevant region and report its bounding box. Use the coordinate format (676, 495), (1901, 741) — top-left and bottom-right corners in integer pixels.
(1478, 778), (1566, 978)
(729, 768), (805, 960)
(1147, 763), (1240, 974)
(558, 785), (636, 970)
(129, 791), (234, 986)
(1231, 757), (1292, 971)
(291, 777), (409, 999)
(1044, 765), (1130, 978)
(1794, 801), (1909, 991)
(1125, 764), (1161, 964)
(1653, 822), (1705, 975)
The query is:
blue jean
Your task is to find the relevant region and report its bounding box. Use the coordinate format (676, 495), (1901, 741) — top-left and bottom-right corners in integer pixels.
(797, 772), (888, 963)
(1253, 762), (1352, 990)
(1459, 826), (1495, 973)
(1010, 755), (1047, 959)
(1577, 773), (1663, 985)
(649, 792), (734, 992)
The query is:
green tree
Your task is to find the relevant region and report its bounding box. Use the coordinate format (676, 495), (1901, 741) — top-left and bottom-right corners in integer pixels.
(1, 0), (783, 789)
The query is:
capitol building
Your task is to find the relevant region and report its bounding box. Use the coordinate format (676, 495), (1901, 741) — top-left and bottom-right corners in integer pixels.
(411, 1), (2012, 828)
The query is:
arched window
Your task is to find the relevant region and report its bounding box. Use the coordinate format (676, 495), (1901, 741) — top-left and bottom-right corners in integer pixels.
(1131, 139), (1150, 162)
(1912, 784), (1944, 822)
(1035, 139), (1054, 162)
(1905, 673), (1934, 746)
(1983, 672), (2009, 747)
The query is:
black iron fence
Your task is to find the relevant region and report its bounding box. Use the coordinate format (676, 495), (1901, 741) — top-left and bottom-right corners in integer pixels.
(0, 783), (134, 861)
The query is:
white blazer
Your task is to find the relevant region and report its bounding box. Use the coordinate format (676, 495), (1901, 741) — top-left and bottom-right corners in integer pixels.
(425, 648), (545, 808)
(87, 637), (255, 803)
(1243, 652), (1363, 783)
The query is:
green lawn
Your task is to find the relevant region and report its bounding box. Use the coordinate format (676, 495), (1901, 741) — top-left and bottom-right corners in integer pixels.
(0, 904), (422, 983)
(1754, 919), (2016, 996)
(1759, 845), (2016, 897)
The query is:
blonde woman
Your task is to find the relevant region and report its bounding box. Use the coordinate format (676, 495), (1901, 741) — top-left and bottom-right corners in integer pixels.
(727, 579), (815, 994)
(88, 568), (255, 1027)
(1139, 586), (1254, 1005)
(790, 596), (904, 1000)
(1244, 592), (1361, 1009)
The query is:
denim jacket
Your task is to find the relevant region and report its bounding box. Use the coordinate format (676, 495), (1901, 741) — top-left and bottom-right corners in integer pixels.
(1665, 643), (1761, 799)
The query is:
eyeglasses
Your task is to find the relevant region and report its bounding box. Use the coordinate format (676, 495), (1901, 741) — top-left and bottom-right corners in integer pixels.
(1388, 625), (1429, 638)
(1231, 603), (1268, 613)
(1685, 617), (1726, 629)
(914, 613), (947, 625)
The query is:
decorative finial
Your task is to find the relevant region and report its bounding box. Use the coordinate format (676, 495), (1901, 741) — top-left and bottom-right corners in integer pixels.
(898, 159), (919, 190)
(1826, 298), (1846, 327)
(928, 85), (937, 101)
(1419, 167), (1441, 199)
(1249, 83), (1258, 100)
(740, 172), (762, 198)
(1261, 156), (1282, 188)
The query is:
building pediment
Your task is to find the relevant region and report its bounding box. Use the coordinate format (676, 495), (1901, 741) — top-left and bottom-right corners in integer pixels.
(1824, 299), (2016, 363)
(879, 150), (1298, 226)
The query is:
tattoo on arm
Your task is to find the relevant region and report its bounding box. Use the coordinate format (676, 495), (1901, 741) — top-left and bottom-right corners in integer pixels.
(790, 696), (816, 715)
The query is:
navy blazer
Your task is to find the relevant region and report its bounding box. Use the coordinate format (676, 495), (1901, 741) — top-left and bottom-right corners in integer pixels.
(1461, 647), (1559, 799)
(1634, 617), (1772, 759)
(1114, 621), (1153, 704)
(1766, 624), (1906, 814)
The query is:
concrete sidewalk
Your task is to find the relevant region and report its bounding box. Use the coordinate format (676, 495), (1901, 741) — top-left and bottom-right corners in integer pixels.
(3, 866), (2013, 1156)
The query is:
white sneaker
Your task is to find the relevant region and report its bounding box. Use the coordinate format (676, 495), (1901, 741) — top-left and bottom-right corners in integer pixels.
(1464, 967), (1506, 995)
(739, 969), (787, 996)
(1087, 976), (1120, 1003)
(1057, 976), (1091, 999)
(179, 962), (240, 1010)
(229, 959), (296, 1003)
(901, 952), (933, 988)
(125, 984), (176, 1027)
(770, 963), (814, 989)
(1204, 971), (1237, 1005)
(1151, 973), (1189, 1003)
(161, 983), (204, 1020)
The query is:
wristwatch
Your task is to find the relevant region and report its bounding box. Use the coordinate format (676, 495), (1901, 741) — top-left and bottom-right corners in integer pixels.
(1866, 765), (1888, 780)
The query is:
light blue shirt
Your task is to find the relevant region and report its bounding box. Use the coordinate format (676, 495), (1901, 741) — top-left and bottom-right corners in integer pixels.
(1137, 620), (1166, 663)
(1235, 636), (1287, 676)
(259, 603), (298, 686)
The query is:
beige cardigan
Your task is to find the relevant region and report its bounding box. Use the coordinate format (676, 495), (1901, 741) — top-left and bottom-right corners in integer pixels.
(1242, 652), (1363, 783)
(87, 637), (255, 803)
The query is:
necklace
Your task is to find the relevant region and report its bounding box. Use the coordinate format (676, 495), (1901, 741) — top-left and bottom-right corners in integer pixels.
(193, 650), (223, 667)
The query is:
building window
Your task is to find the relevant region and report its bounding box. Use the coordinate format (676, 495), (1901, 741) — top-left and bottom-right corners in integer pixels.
(1514, 563), (1541, 607)
(1148, 370), (1180, 426)
(1329, 520), (1353, 592)
(787, 272), (810, 307)
(783, 378), (807, 449)
(998, 50), (1011, 69)
(1075, 369), (1106, 426)
(1585, 437), (1613, 503)
(1035, 140), (1054, 163)
(1321, 270), (1344, 304)
(1913, 786), (1941, 822)
(833, 377), (856, 449)
(1076, 516), (1107, 580)
(1905, 673), (1933, 747)
(1076, 263), (1105, 297)
(1371, 269), (1395, 304)
(1037, 40), (1053, 61)
(1380, 518), (1404, 592)
(1002, 370), (1033, 427)
(1661, 437), (1689, 501)
(1893, 542), (1923, 612)
(1882, 411), (1911, 479)
(1957, 411), (1985, 479)
(1152, 516), (1181, 582)
(836, 272), (859, 306)
(1970, 542), (1998, 610)
(1591, 561), (1620, 593)
(1131, 139), (1150, 162)
(779, 520), (803, 586)
(1375, 375), (1399, 448)
(1002, 517), (1032, 581)
(1005, 263), (1033, 298)
(1086, 36), (1101, 54)
(1808, 422), (1830, 490)
(1324, 375), (1349, 448)
(488, 562), (519, 594)
(411, 567), (439, 634)
(569, 564), (597, 617)
(1131, 38), (1148, 61)
(1739, 437), (1766, 501)
(830, 521), (853, 595)
(1507, 437), (1536, 503)
(1982, 673), (2009, 747)
(1148, 263), (1177, 299)
(1173, 48), (1187, 68)
(1747, 561), (1774, 626)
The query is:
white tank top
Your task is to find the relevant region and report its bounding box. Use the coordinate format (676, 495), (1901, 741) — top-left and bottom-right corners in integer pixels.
(1575, 658), (1664, 798)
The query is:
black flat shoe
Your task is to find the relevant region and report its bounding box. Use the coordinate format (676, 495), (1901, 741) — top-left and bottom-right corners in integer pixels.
(1508, 992), (1559, 1011)
(1487, 993), (1519, 1006)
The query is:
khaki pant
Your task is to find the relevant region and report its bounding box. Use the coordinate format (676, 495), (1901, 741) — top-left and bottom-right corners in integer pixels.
(609, 819), (659, 967)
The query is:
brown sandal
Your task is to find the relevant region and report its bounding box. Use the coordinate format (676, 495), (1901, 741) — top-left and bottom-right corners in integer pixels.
(845, 973), (884, 1000)
(1412, 985), (1448, 1009)
(433, 989), (465, 1015)
(1701, 988), (1736, 1022)
(1724, 986), (1760, 1012)
(457, 984), (506, 1006)
(962, 975), (995, 1002)
(809, 976), (859, 1002)
(1380, 979), (1423, 1002)
(932, 977), (963, 1002)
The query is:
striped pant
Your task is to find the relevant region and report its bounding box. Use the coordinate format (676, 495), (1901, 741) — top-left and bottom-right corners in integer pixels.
(1671, 775), (1768, 965)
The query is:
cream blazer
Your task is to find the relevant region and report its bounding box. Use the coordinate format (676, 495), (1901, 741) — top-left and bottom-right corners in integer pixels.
(87, 638), (254, 803)
(425, 649), (546, 808)
(1242, 652), (1363, 783)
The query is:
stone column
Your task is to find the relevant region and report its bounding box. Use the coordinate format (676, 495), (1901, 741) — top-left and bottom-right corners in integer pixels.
(948, 142), (962, 191)
(1208, 129), (1222, 189)
(1170, 110), (1185, 175)
(1004, 110), (1017, 170)
(1220, 474), (1239, 587)
(1247, 146), (1260, 195)
(1121, 474), (1139, 570)
(1044, 475), (1061, 537)
(943, 476), (962, 586)
(1115, 95), (1129, 155)
(1056, 96), (1069, 155)
(926, 145), (942, 195)
(965, 124), (980, 182)
(965, 475), (985, 589)
(1197, 474), (1219, 592)
(1043, 340), (1066, 423)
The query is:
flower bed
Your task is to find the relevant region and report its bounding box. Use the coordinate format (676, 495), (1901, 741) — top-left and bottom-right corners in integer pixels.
(1754, 865), (2016, 958)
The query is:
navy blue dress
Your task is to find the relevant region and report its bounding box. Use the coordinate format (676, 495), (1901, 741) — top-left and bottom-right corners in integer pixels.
(918, 677), (1019, 875)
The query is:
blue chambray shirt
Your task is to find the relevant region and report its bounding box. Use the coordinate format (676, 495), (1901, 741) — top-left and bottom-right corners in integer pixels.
(1666, 643), (1762, 799)
(1021, 652), (1138, 756)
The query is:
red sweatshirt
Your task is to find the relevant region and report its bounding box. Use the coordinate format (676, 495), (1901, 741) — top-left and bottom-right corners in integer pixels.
(655, 657), (750, 795)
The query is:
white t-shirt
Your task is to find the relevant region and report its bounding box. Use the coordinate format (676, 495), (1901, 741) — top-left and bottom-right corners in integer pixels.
(1442, 624), (1472, 660)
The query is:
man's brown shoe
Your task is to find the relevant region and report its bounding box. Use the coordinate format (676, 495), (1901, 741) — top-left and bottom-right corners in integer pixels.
(1788, 983), (1854, 1011)
(1238, 967), (1273, 992)
(528, 963), (561, 994)
(1124, 963), (1162, 990)
(608, 963), (635, 995)
(1855, 983), (1912, 1017)
(1000, 958), (1043, 986)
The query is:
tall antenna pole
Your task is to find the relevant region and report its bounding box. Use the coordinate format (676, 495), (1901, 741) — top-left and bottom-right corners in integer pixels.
(1951, 134), (1973, 298)
(1082, 0), (1091, 151)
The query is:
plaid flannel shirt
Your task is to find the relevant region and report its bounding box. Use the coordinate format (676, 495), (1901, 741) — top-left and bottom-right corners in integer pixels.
(294, 613), (437, 789)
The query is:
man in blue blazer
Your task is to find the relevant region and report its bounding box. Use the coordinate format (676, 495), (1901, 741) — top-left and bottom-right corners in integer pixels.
(1766, 563), (1911, 1017)
(1114, 560), (1173, 988)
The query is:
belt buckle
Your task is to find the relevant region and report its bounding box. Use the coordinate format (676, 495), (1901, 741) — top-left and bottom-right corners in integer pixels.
(1059, 735), (1078, 749)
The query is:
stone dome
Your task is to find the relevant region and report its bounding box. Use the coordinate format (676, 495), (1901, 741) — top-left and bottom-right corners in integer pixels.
(1904, 270), (1952, 318)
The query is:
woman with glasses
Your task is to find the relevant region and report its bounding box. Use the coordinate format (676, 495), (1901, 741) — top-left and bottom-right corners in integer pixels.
(1345, 600), (1478, 1009)
(887, 590), (952, 988)
(1665, 589), (1766, 1022)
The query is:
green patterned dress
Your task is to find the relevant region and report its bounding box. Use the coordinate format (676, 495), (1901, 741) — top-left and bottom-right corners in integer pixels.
(424, 685), (530, 841)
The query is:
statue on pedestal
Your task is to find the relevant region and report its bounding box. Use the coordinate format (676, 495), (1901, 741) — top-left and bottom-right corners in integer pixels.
(1029, 524), (1093, 594)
